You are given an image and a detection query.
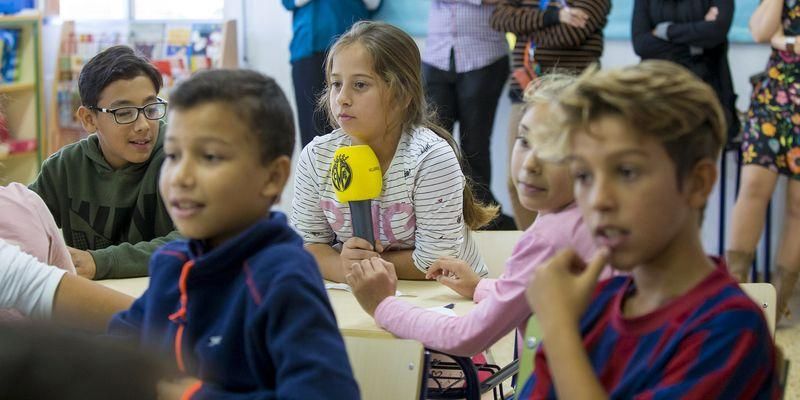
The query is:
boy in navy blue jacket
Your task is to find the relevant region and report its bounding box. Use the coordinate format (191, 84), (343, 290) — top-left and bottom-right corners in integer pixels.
(108, 69), (360, 400)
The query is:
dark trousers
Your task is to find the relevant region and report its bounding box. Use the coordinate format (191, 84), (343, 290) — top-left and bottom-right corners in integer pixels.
(291, 51), (331, 148)
(423, 54), (509, 207)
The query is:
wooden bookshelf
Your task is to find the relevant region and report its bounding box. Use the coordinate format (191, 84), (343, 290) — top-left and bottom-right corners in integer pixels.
(0, 81), (35, 93)
(0, 11), (44, 185)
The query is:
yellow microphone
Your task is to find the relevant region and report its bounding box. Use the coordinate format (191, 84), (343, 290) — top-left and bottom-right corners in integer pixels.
(331, 145), (382, 246)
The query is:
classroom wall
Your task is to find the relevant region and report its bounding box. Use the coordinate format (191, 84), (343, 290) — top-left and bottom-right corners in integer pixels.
(127, 2), (785, 272)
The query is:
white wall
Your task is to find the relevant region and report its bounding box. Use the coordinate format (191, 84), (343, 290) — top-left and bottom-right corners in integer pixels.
(241, 7), (784, 270)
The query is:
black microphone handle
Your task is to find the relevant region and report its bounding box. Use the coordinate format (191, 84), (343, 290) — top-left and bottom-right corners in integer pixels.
(349, 200), (375, 247)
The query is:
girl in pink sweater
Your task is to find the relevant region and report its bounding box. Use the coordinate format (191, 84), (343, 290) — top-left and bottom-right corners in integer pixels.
(347, 74), (616, 357)
(0, 182), (75, 319)
(0, 182), (74, 272)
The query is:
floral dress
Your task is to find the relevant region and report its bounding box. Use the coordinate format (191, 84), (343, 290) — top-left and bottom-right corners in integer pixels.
(743, 0), (800, 179)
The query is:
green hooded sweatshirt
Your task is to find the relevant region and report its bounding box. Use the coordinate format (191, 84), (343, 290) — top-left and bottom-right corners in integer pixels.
(29, 122), (179, 279)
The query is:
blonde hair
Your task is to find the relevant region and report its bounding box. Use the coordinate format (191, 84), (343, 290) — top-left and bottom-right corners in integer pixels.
(320, 21), (497, 229)
(557, 61), (725, 184)
(520, 73), (577, 161)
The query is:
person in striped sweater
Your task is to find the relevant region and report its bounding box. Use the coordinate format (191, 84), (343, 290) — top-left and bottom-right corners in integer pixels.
(520, 61), (780, 399)
(490, 0), (610, 230)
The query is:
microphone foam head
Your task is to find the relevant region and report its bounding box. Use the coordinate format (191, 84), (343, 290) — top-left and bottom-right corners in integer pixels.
(331, 145), (383, 202)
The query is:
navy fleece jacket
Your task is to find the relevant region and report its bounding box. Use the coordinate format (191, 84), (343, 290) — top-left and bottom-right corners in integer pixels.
(108, 212), (359, 399)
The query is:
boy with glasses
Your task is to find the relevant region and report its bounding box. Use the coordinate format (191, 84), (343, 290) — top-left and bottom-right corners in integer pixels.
(30, 45), (179, 280)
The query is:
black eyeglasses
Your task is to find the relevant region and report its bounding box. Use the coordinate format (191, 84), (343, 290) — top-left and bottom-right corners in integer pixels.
(90, 98), (168, 124)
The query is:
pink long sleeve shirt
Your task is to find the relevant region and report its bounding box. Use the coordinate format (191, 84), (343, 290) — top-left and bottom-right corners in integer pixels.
(374, 203), (614, 357)
(0, 182), (75, 273)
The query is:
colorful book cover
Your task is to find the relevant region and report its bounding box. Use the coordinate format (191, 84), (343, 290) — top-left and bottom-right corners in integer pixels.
(129, 22), (165, 60)
(0, 29), (20, 83)
(188, 23), (222, 72)
(165, 24), (191, 59)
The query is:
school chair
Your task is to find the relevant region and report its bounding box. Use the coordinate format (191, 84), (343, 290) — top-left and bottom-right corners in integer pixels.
(422, 316), (541, 400)
(740, 282), (777, 336)
(424, 349), (513, 400)
(421, 231), (524, 399)
(739, 283), (790, 398)
(473, 230), (524, 279)
(343, 336), (429, 400)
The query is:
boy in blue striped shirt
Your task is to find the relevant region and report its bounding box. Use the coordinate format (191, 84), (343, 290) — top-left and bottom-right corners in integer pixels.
(521, 60), (780, 399)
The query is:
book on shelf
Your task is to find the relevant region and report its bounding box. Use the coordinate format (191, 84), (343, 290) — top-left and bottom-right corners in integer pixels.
(0, 28), (20, 84)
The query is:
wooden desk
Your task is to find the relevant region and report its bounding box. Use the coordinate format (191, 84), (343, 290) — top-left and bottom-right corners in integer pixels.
(98, 278), (480, 334)
(328, 280), (478, 338)
(97, 277), (515, 399)
(97, 277), (148, 297)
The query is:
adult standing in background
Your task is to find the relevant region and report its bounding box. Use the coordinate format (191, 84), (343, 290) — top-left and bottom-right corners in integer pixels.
(490, 0), (610, 229)
(632, 0), (739, 145)
(283, 0), (382, 148)
(728, 0), (800, 321)
(423, 0), (514, 230)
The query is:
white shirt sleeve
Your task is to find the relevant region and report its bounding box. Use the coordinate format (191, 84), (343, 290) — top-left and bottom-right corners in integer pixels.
(0, 239), (66, 319)
(294, 0), (312, 8)
(411, 138), (469, 271)
(291, 141), (336, 244)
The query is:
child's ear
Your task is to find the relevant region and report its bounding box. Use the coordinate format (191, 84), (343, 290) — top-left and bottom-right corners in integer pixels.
(77, 106), (98, 134)
(686, 158), (718, 209)
(261, 155), (291, 200)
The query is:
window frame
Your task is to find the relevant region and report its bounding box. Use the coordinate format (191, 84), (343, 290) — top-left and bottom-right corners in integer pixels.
(58, 0), (224, 22)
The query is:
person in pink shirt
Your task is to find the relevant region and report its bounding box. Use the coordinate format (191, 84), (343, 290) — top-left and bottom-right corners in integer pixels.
(0, 182), (75, 273)
(0, 182), (76, 319)
(346, 73), (616, 357)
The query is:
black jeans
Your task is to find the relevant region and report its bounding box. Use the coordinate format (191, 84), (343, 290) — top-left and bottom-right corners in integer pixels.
(423, 54), (509, 207)
(291, 51), (331, 148)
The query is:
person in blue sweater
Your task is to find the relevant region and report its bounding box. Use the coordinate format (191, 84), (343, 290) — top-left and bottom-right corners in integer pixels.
(108, 69), (360, 400)
(282, 0), (382, 147)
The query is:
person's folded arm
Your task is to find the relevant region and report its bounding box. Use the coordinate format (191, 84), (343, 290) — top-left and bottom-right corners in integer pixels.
(534, 0), (610, 49)
(632, 0), (689, 59)
(664, 0), (734, 48)
(490, 0), (562, 35)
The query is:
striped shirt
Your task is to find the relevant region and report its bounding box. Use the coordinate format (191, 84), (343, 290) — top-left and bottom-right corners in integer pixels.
(490, 0), (610, 101)
(519, 260), (781, 399)
(423, 0), (509, 73)
(290, 128), (488, 276)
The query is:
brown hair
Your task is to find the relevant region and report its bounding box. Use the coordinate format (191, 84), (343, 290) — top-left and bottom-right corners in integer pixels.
(320, 21), (497, 229)
(557, 60), (726, 185)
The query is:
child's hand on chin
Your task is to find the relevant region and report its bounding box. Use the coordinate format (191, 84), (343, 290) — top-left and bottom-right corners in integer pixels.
(346, 257), (397, 316)
(526, 247), (610, 333)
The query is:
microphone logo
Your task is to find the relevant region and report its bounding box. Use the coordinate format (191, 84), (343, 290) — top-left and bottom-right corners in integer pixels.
(331, 153), (353, 192)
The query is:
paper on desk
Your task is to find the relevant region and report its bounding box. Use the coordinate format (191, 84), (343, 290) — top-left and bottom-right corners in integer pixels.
(426, 305), (458, 317)
(325, 282), (410, 297)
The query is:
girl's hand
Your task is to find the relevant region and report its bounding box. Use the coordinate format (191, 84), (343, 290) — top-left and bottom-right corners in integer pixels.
(526, 247), (609, 333)
(427, 258), (481, 299)
(347, 257), (398, 316)
(559, 7), (589, 28)
(340, 237), (380, 275)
